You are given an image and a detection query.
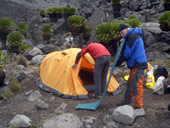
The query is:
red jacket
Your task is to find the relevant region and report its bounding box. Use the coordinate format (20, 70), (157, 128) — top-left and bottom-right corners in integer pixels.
(75, 43), (110, 64)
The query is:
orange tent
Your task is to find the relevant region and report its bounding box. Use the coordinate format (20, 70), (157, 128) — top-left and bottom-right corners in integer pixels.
(37, 48), (119, 99)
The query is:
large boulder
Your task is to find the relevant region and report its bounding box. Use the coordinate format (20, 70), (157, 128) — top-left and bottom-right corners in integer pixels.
(111, 105), (135, 125)
(42, 113), (83, 128)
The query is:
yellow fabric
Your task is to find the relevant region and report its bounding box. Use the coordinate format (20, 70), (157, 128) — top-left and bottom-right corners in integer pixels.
(40, 48), (119, 96)
(124, 75), (129, 81)
(144, 63), (154, 73)
(145, 73), (156, 89)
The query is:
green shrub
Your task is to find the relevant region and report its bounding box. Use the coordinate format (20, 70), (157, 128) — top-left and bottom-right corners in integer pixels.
(128, 15), (138, 20)
(7, 31), (25, 46)
(19, 44), (31, 53)
(126, 15), (141, 28)
(83, 26), (92, 35)
(95, 21), (125, 42)
(16, 22), (29, 34)
(158, 11), (170, 27)
(67, 15), (86, 27)
(47, 8), (54, 15)
(63, 7), (77, 15)
(112, 20), (124, 31)
(112, 20), (124, 39)
(9, 78), (21, 93)
(41, 24), (53, 36)
(63, 7), (77, 20)
(129, 19), (141, 28)
(112, 0), (122, 4)
(39, 9), (46, 16)
(63, 7), (70, 14)
(0, 50), (5, 68)
(0, 17), (14, 32)
(1, 88), (14, 100)
(53, 7), (58, 13)
(95, 22), (114, 42)
(53, 7), (63, 13)
(69, 8), (77, 15)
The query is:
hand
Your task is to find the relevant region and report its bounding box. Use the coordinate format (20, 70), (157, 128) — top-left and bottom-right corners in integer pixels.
(120, 38), (123, 42)
(72, 64), (78, 70)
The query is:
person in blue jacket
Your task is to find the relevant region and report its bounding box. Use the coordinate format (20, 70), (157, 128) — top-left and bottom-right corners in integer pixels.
(116, 24), (148, 109)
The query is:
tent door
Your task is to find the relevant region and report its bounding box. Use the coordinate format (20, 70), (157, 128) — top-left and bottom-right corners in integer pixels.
(79, 69), (95, 92)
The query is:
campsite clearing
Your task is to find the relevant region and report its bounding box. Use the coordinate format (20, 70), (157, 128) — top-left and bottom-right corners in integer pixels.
(0, 77), (170, 128)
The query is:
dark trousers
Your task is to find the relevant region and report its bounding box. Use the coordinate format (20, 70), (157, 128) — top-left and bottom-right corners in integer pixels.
(125, 68), (144, 108)
(94, 55), (111, 96)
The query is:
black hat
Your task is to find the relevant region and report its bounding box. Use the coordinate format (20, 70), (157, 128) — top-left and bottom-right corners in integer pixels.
(119, 24), (128, 32)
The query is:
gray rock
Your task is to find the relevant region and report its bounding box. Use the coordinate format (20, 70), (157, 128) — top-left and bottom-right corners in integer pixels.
(40, 44), (60, 54)
(113, 67), (123, 76)
(161, 32), (170, 45)
(111, 105), (135, 125)
(37, 99), (49, 110)
(9, 114), (31, 128)
(88, 9), (105, 42)
(146, 51), (170, 61)
(84, 118), (94, 125)
(106, 121), (118, 128)
(42, 113), (83, 128)
(25, 90), (33, 96)
(116, 77), (126, 85)
(142, 22), (162, 34)
(129, 1), (140, 11)
(13, 72), (26, 82)
(143, 30), (157, 47)
(112, 84), (124, 96)
(145, 42), (170, 52)
(15, 65), (25, 70)
(28, 47), (43, 56)
(28, 90), (42, 101)
(31, 54), (45, 65)
(23, 69), (36, 78)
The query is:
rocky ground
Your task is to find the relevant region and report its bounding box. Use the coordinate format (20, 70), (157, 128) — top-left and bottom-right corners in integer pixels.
(0, 0), (170, 127)
(0, 61), (170, 128)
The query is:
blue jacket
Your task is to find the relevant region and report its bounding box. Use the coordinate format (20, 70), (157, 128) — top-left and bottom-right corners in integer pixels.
(117, 27), (147, 69)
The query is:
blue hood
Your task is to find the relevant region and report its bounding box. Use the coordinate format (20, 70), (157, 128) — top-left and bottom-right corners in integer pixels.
(125, 27), (142, 38)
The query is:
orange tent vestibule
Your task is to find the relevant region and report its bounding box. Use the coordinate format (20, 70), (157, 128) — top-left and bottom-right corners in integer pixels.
(37, 48), (119, 99)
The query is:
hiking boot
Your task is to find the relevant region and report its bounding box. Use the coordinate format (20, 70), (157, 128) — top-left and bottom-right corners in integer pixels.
(134, 106), (143, 109)
(94, 96), (102, 99)
(101, 92), (104, 96)
(91, 93), (101, 99)
(117, 100), (130, 107)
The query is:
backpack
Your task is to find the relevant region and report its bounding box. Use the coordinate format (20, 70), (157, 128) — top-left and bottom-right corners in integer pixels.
(154, 65), (168, 81)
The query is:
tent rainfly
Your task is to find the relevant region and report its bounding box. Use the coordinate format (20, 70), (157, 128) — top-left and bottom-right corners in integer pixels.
(37, 48), (119, 99)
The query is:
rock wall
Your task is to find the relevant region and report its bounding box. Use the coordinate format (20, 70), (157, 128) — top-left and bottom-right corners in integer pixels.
(0, 0), (170, 61)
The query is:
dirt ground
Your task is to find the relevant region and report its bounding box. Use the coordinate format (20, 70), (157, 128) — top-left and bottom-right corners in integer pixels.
(0, 76), (170, 128)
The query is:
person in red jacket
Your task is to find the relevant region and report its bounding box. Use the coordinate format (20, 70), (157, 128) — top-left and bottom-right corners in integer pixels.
(72, 43), (111, 99)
